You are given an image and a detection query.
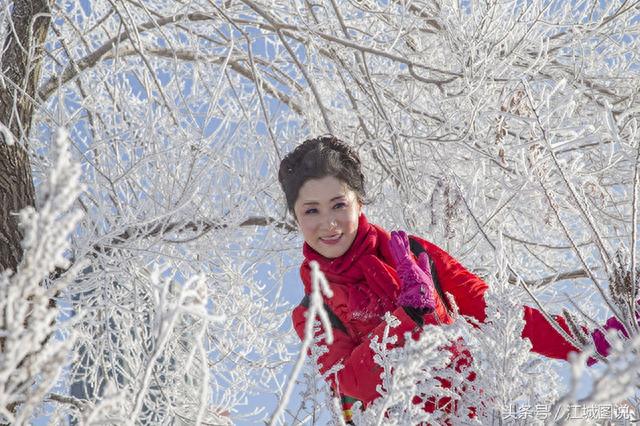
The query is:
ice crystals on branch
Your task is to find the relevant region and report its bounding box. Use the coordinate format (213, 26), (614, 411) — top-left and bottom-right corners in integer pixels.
(73, 267), (233, 425)
(130, 268), (226, 425)
(0, 128), (84, 424)
(0, 122), (13, 146)
(352, 314), (457, 425)
(461, 254), (561, 423)
(269, 260), (334, 425)
(553, 332), (640, 422)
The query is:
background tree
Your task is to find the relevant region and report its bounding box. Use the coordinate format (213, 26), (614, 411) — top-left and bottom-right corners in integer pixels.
(0, 0), (638, 423)
(0, 0), (49, 271)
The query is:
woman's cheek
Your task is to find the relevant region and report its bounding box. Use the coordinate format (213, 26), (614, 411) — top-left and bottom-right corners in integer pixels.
(301, 217), (318, 236)
(347, 210), (360, 228)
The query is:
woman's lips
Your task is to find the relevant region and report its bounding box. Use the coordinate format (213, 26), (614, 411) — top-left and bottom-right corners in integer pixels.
(320, 234), (342, 245)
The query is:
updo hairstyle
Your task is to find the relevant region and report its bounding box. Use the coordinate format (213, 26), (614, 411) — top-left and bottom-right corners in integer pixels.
(278, 136), (366, 216)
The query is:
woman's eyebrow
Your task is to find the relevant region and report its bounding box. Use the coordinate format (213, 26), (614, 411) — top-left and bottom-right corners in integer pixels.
(302, 195), (346, 205)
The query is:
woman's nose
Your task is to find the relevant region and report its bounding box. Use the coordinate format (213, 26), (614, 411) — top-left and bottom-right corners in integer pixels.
(321, 215), (337, 230)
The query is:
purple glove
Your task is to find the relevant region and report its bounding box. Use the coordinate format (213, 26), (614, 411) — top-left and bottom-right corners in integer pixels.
(588, 315), (633, 365)
(389, 230), (436, 312)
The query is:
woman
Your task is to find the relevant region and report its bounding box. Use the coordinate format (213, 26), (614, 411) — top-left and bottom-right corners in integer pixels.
(277, 135), (622, 422)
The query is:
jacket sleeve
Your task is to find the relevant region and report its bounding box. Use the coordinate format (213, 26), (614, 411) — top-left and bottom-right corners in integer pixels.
(412, 236), (582, 361)
(292, 303), (420, 404)
(520, 306), (583, 360)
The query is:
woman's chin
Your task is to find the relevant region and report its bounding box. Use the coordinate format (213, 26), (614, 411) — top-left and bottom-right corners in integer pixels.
(315, 242), (347, 259)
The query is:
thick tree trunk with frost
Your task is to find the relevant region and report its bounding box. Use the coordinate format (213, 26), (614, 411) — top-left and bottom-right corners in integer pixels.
(0, 0), (50, 272)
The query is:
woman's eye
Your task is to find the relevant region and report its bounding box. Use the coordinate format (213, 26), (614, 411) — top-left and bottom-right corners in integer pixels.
(333, 202), (346, 209)
(304, 208), (318, 215)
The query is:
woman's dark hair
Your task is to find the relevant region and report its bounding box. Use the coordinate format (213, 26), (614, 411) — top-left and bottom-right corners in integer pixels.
(278, 136), (365, 216)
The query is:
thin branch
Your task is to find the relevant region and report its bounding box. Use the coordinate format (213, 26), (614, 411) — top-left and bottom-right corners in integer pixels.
(93, 215), (296, 253)
(508, 268), (590, 288)
(538, 178), (624, 320)
(38, 11), (216, 100)
(523, 81), (614, 273)
(45, 393), (87, 411)
(238, 0), (335, 133)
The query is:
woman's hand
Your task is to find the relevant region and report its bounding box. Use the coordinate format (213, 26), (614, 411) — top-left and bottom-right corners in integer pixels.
(589, 313), (636, 365)
(389, 230), (436, 313)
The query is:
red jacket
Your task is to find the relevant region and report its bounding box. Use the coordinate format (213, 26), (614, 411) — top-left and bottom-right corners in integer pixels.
(292, 214), (580, 410)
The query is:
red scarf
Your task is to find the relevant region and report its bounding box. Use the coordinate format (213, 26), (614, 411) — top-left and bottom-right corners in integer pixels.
(300, 214), (402, 324)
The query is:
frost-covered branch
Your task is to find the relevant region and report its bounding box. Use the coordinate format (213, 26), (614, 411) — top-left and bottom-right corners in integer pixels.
(269, 260), (334, 425)
(0, 128), (83, 424)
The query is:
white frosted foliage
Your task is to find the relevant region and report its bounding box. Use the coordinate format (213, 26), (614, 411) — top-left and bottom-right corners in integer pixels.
(0, 128), (83, 424)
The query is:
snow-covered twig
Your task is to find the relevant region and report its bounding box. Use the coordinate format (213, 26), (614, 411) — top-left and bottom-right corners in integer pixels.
(0, 128), (84, 424)
(269, 260), (334, 425)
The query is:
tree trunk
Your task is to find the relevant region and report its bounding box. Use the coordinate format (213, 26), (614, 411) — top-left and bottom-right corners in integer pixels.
(0, 0), (51, 272)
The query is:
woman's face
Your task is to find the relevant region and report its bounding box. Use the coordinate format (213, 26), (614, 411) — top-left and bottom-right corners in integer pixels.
(294, 176), (362, 259)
